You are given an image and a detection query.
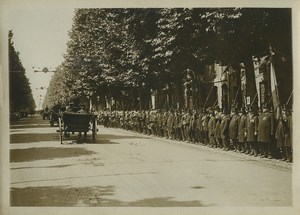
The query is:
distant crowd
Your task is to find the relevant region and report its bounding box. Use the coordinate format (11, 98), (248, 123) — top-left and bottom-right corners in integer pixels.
(98, 105), (293, 162)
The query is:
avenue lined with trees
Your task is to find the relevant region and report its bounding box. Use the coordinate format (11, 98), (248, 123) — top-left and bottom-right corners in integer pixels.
(43, 8), (292, 111)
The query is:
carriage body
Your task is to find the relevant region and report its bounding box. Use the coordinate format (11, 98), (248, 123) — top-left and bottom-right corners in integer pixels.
(58, 112), (98, 144)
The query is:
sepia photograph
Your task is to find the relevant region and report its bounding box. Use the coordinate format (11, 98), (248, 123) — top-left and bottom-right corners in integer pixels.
(1, 0), (299, 215)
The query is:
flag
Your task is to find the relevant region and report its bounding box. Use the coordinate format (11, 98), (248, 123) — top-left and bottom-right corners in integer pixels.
(270, 61), (280, 118)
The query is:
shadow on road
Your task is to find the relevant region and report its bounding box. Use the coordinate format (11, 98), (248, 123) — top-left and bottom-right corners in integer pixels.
(10, 164), (74, 170)
(10, 117), (49, 125)
(91, 133), (147, 144)
(11, 185), (206, 206)
(10, 124), (51, 129)
(10, 147), (95, 163)
(64, 133), (148, 145)
(10, 133), (60, 144)
(10, 131), (140, 145)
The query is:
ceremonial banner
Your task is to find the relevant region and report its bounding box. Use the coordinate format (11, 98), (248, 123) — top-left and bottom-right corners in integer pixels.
(270, 62), (280, 118)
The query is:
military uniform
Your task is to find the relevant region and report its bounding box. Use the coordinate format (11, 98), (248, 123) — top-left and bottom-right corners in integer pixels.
(180, 112), (187, 141)
(275, 115), (286, 160)
(162, 111), (169, 137)
(184, 112), (191, 142)
(282, 111), (292, 162)
(156, 111), (163, 137)
(196, 111), (203, 143)
(246, 111), (258, 156)
(214, 115), (222, 148)
(167, 111), (175, 139)
(175, 111), (183, 140)
(201, 112), (209, 145)
(208, 112), (216, 147)
(229, 112), (239, 151)
(238, 112), (247, 153)
(257, 108), (274, 158)
(188, 111), (196, 143)
(220, 113), (230, 150)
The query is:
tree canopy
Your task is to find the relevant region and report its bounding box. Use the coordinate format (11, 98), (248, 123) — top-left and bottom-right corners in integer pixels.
(9, 30), (36, 113)
(45, 8), (292, 110)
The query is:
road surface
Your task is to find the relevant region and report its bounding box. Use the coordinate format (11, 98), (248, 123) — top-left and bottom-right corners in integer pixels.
(10, 115), (292, 207)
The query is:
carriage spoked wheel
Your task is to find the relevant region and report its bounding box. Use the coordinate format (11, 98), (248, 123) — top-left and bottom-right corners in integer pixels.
(92, 117), (97, 143)
(58, 117), (63, 144)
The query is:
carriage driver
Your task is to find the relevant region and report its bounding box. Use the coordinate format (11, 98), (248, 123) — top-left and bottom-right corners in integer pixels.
(68, 89), (81, 112)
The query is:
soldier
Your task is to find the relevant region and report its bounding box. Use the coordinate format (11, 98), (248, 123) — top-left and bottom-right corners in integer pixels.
(188, 110), (195, 143)
(162, 110), (168, 138)
(238, 108), (247, 153)
(275, 109), (285, 160)
(229, 107), (239, 151)
(282, 107), (292, 162)
(167, 109), (175, 139)
(150, 110), (157, 135)
(183, 110), (191, 142)
(246, 107), (259, 156)
(140, 110), (146, 133)
(156, 110), (163, 137)
(145, 110), (151, 135)
(103, 108), (110, 128)
(195, 110), (202, 144)
(207, 108), (216, 147)
(201, 109), (210, 146)
(220, 110), (230, 150)
(214, 108), (222, 148)
(174, 109), (182, 140)
(195, 109), (203, 143)
(180, 110), (187, 141)
(257, 104), (274, 159)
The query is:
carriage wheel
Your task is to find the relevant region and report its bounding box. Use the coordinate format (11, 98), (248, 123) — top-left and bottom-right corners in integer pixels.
(58, 117), (63, 144)
(92, 118), (97, 143)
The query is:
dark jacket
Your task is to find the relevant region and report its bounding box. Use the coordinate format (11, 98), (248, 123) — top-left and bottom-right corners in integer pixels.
(238, 114), (247, 142)
(257, 111), (274, 143)
(220, 115), (230, 140)
(229, 114), (239, 139)
(246, 114), (258, 142)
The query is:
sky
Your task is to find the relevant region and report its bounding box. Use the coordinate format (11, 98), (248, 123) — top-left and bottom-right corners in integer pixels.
(8, 7), (75, 109)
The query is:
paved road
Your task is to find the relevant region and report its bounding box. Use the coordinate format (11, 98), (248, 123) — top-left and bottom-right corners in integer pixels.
(10, 115), (292, 207)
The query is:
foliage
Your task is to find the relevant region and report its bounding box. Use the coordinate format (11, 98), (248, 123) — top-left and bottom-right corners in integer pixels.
(9, 30), (36, 112)
(45, 8), (292, 110)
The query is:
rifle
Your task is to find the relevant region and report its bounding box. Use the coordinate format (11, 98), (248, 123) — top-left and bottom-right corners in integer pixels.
(213, 98), (218, 108)
(203, 85), (214, 109)
(286, 90), (293, 106)
(232, 85), (240, 107)
(250, 92), (258, 107)
(193, 89), (201, 110)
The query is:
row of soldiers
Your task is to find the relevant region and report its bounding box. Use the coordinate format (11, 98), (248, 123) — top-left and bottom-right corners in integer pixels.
(98, 104), (292, 162)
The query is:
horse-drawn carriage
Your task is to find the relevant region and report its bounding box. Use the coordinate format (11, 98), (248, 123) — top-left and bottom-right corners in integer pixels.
(57, 111), (98, 144)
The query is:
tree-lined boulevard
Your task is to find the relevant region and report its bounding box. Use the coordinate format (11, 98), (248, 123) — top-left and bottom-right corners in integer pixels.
(6, 7), (295, 213)
(10, 115), (291, 207)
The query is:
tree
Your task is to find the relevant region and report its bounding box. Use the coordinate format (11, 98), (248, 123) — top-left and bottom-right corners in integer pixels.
(43, 64), (75, 108)
(47, 8), (292, 111)
(9, 30), (36, 114)
(201, 8), (292, 109)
